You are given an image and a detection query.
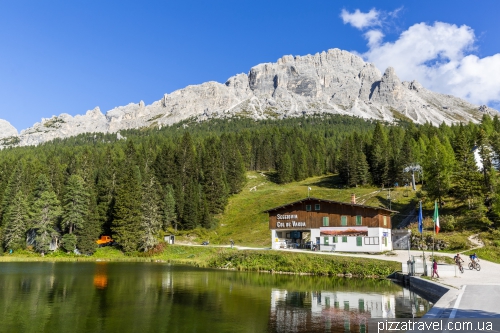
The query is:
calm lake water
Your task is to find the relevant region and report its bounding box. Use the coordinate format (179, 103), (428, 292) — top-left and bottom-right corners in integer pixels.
(0, 262), (431, 333)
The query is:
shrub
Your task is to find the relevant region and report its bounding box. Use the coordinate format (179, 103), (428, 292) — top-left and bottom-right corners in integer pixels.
(439, 215), (456, 232)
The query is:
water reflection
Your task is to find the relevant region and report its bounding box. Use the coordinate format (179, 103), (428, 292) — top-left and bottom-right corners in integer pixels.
(0, 263), (432, 333)
(268, 288), (430, 332)
(93, 262), (108, 289)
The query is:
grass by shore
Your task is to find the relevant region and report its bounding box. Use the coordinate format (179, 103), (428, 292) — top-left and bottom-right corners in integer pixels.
(0, 245), (401, 277)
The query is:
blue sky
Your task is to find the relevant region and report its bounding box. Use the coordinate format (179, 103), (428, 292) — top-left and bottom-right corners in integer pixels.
(1, 0), (500, 131)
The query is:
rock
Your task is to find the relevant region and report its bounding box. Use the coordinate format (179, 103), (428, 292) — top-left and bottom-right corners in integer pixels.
(0, 119), (18, 139)
(1, 48), (497, 149)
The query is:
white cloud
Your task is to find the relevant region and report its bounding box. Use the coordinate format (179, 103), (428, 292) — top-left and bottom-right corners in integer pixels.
(359, 21), (500, 107)
(341, 9), (380, 30)
(364, 30), (384, 48)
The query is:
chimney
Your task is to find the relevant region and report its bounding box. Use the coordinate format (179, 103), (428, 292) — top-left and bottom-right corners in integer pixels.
(351, 194), (356, 204)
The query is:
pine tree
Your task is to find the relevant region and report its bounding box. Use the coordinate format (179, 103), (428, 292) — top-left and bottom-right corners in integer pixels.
(369, 123), (389, 186)
(139, 173), (162, 251)
(76, 186), (101, 255)
(201, 137), (228, 214)
(453, 128), (482, 208)
(62, 175), (89, 234)
(423, 136), (455, 205)
(29, 175), (62, 254)
(112, 142), (142, 252)
(182, 179), (199, 229)
(200, 197), (216, 229)
(225, 147), (246, 194)
(174, 133), (198, 225)
(338, 137), (354, 186)
(3, 191), (29, 251)
(477, 129), (494, 194)
(276, 151), (293, 184)
(162, 185), (177, 230)
(1, 161), (26, 226)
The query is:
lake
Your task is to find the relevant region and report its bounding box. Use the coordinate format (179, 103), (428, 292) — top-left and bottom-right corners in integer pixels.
(0, 262), (431, 333)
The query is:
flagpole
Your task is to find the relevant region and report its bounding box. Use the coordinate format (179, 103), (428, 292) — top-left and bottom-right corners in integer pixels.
(418, 201), (426, 275)
(432, 200), (435, 261)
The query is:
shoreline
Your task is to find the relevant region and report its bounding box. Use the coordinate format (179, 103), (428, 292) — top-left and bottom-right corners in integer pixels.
(0, 246), (401, 278)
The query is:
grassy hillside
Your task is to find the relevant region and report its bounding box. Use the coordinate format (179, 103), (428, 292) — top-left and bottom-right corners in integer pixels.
(175, 171), (419, 247)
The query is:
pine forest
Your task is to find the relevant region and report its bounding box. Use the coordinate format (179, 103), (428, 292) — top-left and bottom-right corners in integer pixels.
(1, 114), (500, 254)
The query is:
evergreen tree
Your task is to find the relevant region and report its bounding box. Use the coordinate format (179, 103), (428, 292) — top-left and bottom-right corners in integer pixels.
(201, 137), (228, 214)
(112, 142), (142, 252)
(29, 175), (62, 254)
(453, 128), (482, 208)
(276, 150), (293, 184)
(162, 185), (177, 230)
(139, 173), (162, 252)
(423, 136), (455, 205)
(200, 197), (216, 229)
(174, 133), (198, 225)
(182, 179), (199, 229)
(3, 191), (29, 251)
(76, 186), (101, 255)
(1, 161), (25, 226)
(225, 147), (246, 194)
(338, 137), (354, 186)
(368, 123), (389, 186)
(62, 175), (89, 234)
(477, 129), (494, 194)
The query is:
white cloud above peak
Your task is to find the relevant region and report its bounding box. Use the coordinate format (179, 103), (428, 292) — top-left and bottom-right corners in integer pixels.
(341, 8), (380, 30)
(342, 8), (500, 108)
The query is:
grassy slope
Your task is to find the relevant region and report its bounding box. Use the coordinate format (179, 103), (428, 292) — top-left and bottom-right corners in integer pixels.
(177, 171), (418, 247)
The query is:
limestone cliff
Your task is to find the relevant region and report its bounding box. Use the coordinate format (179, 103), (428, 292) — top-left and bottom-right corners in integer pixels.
(1, 48), (496, 149)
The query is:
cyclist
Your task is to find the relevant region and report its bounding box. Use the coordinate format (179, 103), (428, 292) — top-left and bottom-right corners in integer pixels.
(469, 252), (479, 268)
(454, 253), (464, 271)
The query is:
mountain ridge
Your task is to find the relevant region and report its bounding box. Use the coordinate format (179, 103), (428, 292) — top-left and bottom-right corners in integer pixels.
(1, 48), (497, 148)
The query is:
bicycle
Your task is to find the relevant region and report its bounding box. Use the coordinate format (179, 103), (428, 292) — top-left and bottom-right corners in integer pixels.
(468, 259), (481, 271)
(456, 260), (464, 273)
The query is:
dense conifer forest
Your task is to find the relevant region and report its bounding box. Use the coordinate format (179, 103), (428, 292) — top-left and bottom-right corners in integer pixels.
(1, 113), (500, 254)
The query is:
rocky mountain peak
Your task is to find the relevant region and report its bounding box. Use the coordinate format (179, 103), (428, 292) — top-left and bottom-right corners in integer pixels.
(1, 48), (497, 149)
(0, 119), (18, 139)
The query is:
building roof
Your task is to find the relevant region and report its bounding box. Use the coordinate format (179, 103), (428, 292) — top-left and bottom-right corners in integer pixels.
(264, 197), (398, 214)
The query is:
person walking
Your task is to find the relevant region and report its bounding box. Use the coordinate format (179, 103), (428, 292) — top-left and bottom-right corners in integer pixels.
(431, 259), (439, 278)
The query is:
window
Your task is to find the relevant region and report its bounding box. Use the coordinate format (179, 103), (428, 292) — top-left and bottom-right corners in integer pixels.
(364, 237), (379, 245)
(325, 297), (330, 308)
(360, 324), (366, 333)
(383, 215), (387, 226)
(384, 237), (388, 247)
(342, 236), (347, 243)
(344, 319), (350, 332)
(324, 237), (329, 245)
(306, 205), (311, 211)
(356, 237), (362, 246)
(315, 204), (320, 211)
(322, 216), (329, 226)
(341, 215), (347, 226)
(356, 215), (362, 225)
(359, 299), (365, 312)
(334, 301), (339, 309)
(276, 232), (282, 238)
(344, 301), (349, 310)
(332, 236), (337, 243)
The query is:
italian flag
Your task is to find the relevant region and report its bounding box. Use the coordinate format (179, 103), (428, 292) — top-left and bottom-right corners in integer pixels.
(433, 201), (440, 234)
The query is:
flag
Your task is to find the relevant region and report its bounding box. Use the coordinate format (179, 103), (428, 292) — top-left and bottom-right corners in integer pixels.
(418, 201), (423, 234)
(433, 201), (440, 234)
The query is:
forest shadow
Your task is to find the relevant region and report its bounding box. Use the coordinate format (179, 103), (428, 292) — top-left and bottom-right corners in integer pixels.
(308, 174), (344, 189)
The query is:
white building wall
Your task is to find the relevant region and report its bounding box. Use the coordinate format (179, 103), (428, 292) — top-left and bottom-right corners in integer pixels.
(271, 227), (393, 252)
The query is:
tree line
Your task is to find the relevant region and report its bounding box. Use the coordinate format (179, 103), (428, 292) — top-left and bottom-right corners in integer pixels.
(1, 113), (500, 254)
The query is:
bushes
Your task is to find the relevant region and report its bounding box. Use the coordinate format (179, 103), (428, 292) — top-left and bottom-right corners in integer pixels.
(207, 250), (400, 277)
